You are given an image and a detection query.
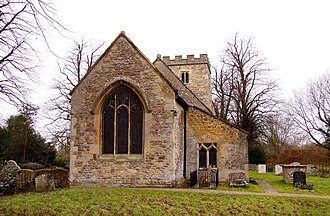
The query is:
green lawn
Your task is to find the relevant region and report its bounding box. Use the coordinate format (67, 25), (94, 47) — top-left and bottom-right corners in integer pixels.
(217, 182), (265, 193)
(249, 171), (330, 196)
(0, 188), (329, 215)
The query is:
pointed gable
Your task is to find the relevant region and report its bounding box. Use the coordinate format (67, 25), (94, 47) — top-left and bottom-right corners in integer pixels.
(71, 31), (158, 95)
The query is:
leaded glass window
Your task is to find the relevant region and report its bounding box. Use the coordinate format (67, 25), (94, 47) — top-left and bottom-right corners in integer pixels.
(102, 86), (143, 154)
(199, 148), (207, 168)
(198, 143), (217, 168)
(209, 147), (217, 167)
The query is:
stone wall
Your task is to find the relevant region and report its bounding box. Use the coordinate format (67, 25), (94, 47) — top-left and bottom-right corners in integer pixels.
(186, 108), (248, 182)
(70, 32), (248, 187)
(70, 33), (185, 187)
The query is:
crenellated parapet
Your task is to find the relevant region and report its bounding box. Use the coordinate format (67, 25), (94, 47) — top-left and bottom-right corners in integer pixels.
(161, 54), (209, 66)
(158, 53), (213, 112)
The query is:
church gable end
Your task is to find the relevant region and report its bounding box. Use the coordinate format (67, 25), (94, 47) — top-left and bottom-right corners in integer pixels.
(70, 32), (183, 187)
(70, 32), (248, 187)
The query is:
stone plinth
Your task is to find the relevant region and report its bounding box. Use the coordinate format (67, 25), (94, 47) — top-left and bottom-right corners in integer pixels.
(281, 162), (307, 184)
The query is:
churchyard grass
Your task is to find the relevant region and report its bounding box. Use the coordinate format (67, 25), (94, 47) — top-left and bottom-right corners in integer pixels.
(0, 188), (329, 215)
(217, 182), (264, 193)
(249, 171), (330, 196)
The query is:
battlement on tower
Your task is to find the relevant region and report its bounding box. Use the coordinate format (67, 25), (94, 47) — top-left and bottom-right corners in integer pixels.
(161, 54), (209, 66)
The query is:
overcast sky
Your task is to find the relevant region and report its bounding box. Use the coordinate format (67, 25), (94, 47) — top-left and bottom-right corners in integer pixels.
(2, 0), (330, 126)
(55, 0), (330, 93)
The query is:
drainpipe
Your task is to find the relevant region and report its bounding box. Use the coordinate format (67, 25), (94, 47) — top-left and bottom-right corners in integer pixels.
(183, 107), (187, 178)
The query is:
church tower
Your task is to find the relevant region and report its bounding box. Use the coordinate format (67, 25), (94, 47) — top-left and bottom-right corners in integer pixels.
(162, 54), (213, 112)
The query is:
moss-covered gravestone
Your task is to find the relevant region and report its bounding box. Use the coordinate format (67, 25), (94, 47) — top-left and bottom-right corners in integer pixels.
(0, 160), (20, 195)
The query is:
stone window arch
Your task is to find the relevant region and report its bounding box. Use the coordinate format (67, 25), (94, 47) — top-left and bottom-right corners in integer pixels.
(102, 85), (143, 155)
(198, 143), (217, 168)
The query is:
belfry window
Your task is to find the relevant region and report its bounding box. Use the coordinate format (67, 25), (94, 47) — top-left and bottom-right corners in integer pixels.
(102, 86), (143, 155)
(181, 71), (189, 84)
(198, 143), (217, 168)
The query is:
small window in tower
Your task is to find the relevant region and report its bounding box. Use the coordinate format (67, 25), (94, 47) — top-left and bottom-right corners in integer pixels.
(185, 72), (189, 83)
(180, 71), (189, 84)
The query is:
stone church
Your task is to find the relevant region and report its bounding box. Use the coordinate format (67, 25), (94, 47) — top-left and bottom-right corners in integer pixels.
(69, 32), (248, 187)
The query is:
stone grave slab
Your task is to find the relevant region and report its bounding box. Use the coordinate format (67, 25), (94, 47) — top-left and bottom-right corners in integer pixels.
(229, 172), (247, 187)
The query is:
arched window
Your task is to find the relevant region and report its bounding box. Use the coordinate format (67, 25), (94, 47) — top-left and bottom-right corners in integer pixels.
(102, 86), (143, 154)
(198, 143), (217, 168)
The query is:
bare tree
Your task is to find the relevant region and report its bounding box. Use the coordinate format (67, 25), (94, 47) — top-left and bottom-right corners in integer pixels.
(212, 33), (279, 145)
(0, 0), (64, 107)
(289, 72), (330, 150)
(212, 66), (234, 121)
(46, 40), (104, 154)
(260, 111), (308, 161)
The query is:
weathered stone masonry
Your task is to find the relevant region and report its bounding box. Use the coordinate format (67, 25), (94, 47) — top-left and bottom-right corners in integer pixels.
(70, 32), (248, 187)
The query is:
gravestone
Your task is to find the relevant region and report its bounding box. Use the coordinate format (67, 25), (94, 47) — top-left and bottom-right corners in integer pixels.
(258, 164), (266, 174)
(35, 174), (55, 192)
(309, 167), (319, 176)
(266, 164), (274, 172)
(15, 169), (34, 192)
(249, 164), (257, 171)
(306, 164), (319, 176)
(293, 171), (306, 186)
(1, 160), (20, 175)
(229, 172), (247, 187)
(52, 168), (70, 188)
(275, 165), (283, 175)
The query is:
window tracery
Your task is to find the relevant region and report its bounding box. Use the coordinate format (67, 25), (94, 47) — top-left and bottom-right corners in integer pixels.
(102, 86), (143, 155)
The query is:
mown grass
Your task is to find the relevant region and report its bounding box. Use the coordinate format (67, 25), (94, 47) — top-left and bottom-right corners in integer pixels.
(250, 171), (330, 196)
(0, 188), (329, 215)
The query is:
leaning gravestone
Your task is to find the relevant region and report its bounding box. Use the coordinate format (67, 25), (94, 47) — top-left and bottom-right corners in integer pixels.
(258, 164), (266, 174)
(275, 165), (283, 175)
(0, 160), (21, 195)
(1, 160), (20, 175)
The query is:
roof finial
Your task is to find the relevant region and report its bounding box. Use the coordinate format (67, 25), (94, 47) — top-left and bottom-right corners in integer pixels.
(121, 31), (126, 35)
